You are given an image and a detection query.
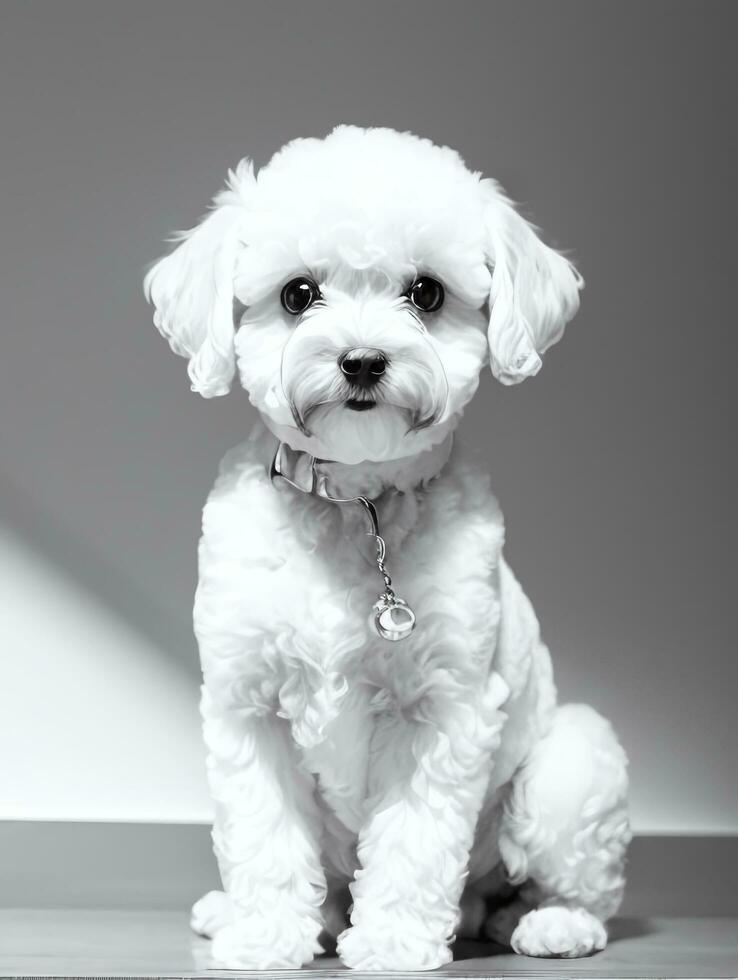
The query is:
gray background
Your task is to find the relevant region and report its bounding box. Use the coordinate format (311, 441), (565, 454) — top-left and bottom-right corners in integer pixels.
(0, 0), (735, 831)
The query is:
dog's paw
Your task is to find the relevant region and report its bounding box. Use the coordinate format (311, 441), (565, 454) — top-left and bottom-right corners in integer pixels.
(190, 890), (233, 938)
(210, 917), (322, 970)
(337, 923), (451, 971)
(511, 906), (607, 958)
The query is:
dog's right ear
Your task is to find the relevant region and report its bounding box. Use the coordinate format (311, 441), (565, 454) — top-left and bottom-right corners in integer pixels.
(481, 179), (583, 385)
(144, 160), (256, 397)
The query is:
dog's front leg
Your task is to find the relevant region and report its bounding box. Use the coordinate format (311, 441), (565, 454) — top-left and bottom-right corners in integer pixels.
(337, 672), (509, 971)
(200, 687), (326, 969)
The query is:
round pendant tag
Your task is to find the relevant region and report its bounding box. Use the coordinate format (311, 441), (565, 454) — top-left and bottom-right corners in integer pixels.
(372, 596), (416, 642)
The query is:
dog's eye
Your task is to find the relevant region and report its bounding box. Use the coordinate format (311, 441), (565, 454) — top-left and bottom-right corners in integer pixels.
(407, 276), (445, 313)
(281, 276), (321, 315)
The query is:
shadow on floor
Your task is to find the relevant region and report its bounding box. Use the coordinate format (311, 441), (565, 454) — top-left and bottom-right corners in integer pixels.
(450, 916), (658, 962)
(607, 916), (658, 942)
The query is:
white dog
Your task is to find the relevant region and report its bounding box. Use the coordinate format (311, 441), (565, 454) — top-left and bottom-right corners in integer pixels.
(145, 125), (630, 971)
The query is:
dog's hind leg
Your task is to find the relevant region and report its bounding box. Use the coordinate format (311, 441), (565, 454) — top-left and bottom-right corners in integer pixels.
(491, 703), (631, 958)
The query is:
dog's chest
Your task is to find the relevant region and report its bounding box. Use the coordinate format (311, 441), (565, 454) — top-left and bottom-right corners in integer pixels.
(198, 446), (505, 741)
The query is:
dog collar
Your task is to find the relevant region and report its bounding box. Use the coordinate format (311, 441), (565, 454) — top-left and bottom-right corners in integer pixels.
(269, 442), (416, 642)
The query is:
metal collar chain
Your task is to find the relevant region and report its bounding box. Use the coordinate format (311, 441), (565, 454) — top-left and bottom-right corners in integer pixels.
(270, 443), (416, 642)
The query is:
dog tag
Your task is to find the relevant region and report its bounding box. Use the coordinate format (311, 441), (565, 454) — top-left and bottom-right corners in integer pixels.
(372, 594), (416, 642)
(369, 533), (415, 641)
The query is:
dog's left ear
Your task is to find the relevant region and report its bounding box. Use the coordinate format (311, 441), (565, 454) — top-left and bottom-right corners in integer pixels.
(482, 179), (583, 384)
(144, 160), (256, 397)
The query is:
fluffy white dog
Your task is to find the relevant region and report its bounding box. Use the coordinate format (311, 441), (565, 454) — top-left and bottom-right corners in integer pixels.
(145, 125), (630, 971)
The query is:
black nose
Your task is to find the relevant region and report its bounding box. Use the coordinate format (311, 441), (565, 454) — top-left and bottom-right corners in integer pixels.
(339, 349), (387, 388)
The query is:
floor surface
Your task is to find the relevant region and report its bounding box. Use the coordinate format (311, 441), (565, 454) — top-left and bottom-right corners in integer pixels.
(0, 910), (735, 979)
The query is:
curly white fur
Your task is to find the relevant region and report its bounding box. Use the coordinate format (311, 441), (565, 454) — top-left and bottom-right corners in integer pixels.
(145, 125), (630, 970)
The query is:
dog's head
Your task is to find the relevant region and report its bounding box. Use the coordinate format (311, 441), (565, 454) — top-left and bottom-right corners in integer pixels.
(145, 126), (582, 464)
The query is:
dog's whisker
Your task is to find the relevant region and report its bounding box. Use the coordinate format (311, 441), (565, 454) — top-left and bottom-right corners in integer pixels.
(405, 409), (440, 433)
(288, 399), (312, 437)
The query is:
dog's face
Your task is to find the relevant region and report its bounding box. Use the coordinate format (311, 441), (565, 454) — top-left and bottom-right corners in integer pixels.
(146, 126), (582, 464)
